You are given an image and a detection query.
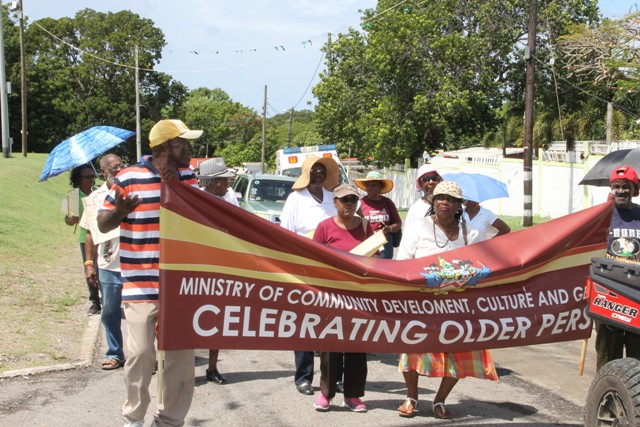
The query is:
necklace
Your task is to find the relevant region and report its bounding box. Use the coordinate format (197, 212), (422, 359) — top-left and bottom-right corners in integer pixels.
(310, 190), (323, 204)
(433, 216), (457, 248)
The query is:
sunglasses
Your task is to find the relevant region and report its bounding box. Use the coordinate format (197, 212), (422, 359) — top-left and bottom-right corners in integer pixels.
(420, 175), (441, 183)
(338, 196), (359, 204)
(434, 195), (460, 203)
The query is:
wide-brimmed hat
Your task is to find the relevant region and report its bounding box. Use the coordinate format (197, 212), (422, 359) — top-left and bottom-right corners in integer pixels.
(196, 157), (236, 179)
(354, 171), (394, 194)
(415, 164), (441, 190)
(432, 181), (463, 201)
(149, 119), (203, 148)
(292, 156), (340, 191)
(333, 184), (360, 199)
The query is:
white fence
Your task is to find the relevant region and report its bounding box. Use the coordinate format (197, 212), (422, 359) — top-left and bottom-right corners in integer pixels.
(375, 155), (613, 219)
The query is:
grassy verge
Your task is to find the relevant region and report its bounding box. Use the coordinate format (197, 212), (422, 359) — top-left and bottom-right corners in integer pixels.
(0, 154), (88, 373)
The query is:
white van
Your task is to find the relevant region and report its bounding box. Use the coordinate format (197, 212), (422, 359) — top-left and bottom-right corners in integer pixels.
(275, 144), (349, 183)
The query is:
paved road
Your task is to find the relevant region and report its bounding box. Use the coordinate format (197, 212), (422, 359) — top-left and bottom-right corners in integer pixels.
(0, 316), (597, 426)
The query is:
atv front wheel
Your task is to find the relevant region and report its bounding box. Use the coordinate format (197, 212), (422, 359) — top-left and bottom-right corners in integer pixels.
(585, 358), (640, 427)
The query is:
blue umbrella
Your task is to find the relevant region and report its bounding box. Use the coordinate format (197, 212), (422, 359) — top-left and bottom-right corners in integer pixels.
(39, 126), (135, 182)
(442, 172), (509, 202)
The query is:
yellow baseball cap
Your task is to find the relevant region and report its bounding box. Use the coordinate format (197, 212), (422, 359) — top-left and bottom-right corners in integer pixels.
(149, 119), (203, 148)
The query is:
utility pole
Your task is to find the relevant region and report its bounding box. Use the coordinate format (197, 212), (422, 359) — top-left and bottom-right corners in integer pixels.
(522, 0), (536, 227)
(0, 1), (11, 158)
(261, 85), (267, 173)
(17, 0), (26, 157)
(287, 107), (294, 147)
(134, 45), (141, 161)
(606, 102), (613, 145)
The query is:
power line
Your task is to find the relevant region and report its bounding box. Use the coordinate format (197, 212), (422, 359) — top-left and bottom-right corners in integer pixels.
(530, 50), (640, 122)
(292, 51), (325, 110)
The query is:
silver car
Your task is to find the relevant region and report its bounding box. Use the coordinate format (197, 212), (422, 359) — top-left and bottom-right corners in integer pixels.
(233, 173), (296, 224)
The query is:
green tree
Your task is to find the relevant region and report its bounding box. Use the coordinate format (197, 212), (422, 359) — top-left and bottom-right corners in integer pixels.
(314, 0), (601, 166)
(21, 9), (186, 161)
(181, 87), (261, 160)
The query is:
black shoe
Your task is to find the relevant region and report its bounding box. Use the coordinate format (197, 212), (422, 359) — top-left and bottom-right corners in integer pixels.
(87, 304), (101, 316)
(206, 368), (227, 384)
(296, 381), (314, 395)
(335, 381), (344, 394)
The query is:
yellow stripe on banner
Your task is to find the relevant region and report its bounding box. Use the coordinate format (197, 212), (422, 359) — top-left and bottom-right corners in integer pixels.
(160, 207), (372, 279)
(161, 247), (604, 293)
(478, 248), (606, 288)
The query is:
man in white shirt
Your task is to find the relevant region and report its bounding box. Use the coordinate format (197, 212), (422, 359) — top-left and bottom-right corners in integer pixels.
(280, 156), (339, 396)
(80, 154), (125, 370)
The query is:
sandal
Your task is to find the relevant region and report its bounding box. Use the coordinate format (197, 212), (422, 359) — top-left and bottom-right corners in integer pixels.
(398, 397), (418, 417)
(433, 401), (453, 419)
(101, 358), (124, 370)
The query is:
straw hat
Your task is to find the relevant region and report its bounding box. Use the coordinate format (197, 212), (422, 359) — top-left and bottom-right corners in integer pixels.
(292, 156), (340, 191)
(354, 171), (394, 194)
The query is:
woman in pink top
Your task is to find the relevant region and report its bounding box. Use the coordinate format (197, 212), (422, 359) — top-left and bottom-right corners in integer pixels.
(312, 184), (374, 413)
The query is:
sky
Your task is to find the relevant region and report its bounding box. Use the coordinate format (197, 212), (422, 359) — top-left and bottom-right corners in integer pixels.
(20, 0), (639, 116)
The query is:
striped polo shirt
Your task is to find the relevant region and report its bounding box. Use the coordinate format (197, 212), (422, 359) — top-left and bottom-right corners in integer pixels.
(100, 157), (198, 303)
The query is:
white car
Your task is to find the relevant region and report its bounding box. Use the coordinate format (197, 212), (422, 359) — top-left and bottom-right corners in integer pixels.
(233, 173), (296, 224)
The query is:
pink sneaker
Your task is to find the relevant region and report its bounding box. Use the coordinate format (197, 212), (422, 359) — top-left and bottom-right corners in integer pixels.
(314, 393), (330, 411)
(343, 397), (367, 412)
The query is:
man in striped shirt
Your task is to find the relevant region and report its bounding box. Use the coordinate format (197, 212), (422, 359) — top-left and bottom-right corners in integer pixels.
(98, 119), (202, 427)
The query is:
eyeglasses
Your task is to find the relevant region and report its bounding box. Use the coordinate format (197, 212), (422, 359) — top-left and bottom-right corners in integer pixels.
(420, 175), (441, 183)
(338, 196), (359, 204)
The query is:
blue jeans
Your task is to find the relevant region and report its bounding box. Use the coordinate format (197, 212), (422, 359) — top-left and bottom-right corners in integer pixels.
(99, 269), (124, 361)
(380, 238), (394, 259)
(294, 351), (314, 384)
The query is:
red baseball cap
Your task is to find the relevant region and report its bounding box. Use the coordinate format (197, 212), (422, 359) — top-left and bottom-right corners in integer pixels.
(610, 165), (639, 196)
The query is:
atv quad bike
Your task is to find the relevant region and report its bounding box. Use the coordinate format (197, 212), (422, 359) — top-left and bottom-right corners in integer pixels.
(585, 257), (640, 427)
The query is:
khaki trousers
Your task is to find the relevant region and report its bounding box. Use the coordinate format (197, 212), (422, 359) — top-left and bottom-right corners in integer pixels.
(122, 302), (195, 426)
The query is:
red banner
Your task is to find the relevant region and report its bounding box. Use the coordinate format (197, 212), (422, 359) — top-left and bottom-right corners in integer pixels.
(157, 182), (612, 353)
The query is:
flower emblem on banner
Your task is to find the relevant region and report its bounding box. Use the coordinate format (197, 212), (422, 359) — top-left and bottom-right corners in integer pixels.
(419, 257), (491, 294)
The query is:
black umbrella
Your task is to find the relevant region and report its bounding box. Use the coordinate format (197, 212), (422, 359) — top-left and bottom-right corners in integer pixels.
(579, 148), (640, 186)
